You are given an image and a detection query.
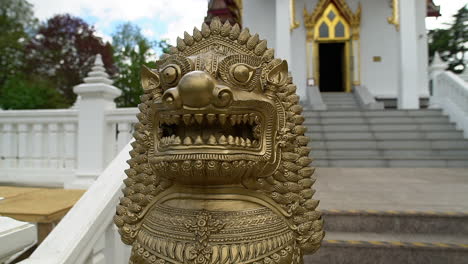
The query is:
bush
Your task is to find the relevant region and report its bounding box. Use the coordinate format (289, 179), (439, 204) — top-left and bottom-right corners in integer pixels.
(0, 75), (69, 109)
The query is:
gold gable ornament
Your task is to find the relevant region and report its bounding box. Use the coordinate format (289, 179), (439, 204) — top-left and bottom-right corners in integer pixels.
(114, 17), (324, 264)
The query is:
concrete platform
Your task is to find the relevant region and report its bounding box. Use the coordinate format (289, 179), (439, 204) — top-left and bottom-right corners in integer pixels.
(314, 168), (468, 212)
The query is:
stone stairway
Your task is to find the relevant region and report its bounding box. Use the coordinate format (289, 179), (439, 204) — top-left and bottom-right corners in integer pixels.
(305, 210), (468, 264)
(321, 92), (360, 109)
(305, 93), (468, 168)
(302, 168), (468, 264)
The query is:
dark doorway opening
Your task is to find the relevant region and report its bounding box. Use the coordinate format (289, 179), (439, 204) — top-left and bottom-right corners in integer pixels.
(319, 43), (344, 92)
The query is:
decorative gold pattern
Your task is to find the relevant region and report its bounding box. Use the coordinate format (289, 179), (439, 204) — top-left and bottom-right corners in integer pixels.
(115, 17), (324, 264)
(290, 0), (300, 31)
(387, 0), (400, 31)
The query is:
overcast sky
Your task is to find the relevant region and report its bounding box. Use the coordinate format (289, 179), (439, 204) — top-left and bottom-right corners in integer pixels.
(29, 0), (466, 45)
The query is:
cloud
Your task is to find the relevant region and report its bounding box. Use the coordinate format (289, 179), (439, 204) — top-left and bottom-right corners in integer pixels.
(29, 0), (208, 44)
(142, 28), (156, 38)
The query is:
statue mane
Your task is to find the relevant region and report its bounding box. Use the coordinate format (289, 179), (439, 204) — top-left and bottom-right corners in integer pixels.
(114, 17), (324, 259)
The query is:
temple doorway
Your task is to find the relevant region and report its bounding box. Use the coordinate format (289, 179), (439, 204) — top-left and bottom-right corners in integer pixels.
(319, 42), (345, 92)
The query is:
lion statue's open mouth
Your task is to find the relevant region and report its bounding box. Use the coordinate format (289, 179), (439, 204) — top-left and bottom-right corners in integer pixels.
(115, 17), (324, 264)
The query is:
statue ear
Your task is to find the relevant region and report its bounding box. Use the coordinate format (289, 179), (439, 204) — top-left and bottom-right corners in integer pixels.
(141, 65), (161, 91)
(267, 60), (288, 86)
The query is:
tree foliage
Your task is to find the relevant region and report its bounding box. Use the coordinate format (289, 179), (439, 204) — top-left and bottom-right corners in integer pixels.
(0, 0), (37, 88)
(428, 5), (468, 73)
(0, 0), (171, 109)
(0, 75), (68, 109)
(26, 14), (115, 105)
(112, 22), (170, 107)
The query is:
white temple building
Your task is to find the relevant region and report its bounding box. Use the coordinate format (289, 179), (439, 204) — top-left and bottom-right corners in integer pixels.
(243, 0), (439, 109)
(2, 1), (468, 263)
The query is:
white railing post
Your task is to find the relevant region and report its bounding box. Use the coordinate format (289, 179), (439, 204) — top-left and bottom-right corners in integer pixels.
(428, 51), (448, 109)
(66, 54), (122, 189)
(31, 123), (44, 168)
(1, 124), (16, 168)
(17, 124), (30, 168)
(47, 123), (59, 168)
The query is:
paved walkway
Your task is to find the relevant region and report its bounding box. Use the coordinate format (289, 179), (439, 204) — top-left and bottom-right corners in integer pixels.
(314, 168), (468, 212)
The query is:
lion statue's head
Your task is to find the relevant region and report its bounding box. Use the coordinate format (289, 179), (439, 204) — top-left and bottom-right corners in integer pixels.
(115, 17), (323, 255)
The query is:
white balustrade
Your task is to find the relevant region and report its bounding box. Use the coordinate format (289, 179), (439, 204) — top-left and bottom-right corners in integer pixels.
(0, 55), (142, 188)
(430, 71), (468, 138)
(0, 110), (79, 187)
(20, 143), (132, 264)
(106, 107), (138, 157)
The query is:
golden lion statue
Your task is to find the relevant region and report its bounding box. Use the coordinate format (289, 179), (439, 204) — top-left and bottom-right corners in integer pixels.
(114, 17), (324, 264)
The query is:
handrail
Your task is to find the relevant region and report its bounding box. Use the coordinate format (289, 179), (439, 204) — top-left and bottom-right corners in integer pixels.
(0, 109), (78, 123)
(20, 142), (132, 264)
(431, 71), (468, 138)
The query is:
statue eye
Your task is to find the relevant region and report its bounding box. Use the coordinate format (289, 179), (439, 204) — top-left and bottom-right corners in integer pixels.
(231, 63), (255, 84)
(161, 65), (180, 86)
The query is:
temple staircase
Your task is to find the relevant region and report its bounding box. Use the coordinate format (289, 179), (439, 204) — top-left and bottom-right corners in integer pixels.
(305, 92), (468, 168)
(302, 92), (468, 263)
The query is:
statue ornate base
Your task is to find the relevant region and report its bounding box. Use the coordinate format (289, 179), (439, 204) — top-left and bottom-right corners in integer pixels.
(115, 17), (324, 264)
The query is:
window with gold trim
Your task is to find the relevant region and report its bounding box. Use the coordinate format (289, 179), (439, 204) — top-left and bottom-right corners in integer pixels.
(314, 3), (350, 40)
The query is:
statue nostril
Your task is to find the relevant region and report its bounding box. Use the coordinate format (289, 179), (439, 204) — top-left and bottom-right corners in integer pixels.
(215, 90), (233, 107)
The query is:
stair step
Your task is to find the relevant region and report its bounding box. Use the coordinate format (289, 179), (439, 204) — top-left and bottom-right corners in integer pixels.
(312, 149), (468, 157)
(322, 210), (468, 235)
(308, 131), (464, 140)
(308, 124), (458, 132)
(305, 117), (451, 125)
(310, 140), (468, 150)
(303, 109), (444, 118)
(312, 158), (468, 168)
(305, 232), (468, 264)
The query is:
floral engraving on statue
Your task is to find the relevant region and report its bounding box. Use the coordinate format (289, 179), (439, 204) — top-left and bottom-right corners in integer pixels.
(185, 211), (225, 264)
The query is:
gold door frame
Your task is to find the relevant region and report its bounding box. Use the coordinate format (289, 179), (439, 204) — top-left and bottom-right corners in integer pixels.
(304, 0), (361, 92)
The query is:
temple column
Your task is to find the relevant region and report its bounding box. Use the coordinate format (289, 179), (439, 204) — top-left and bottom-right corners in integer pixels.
(398, 0), (419, 109)
(275, 0), (291, 63)
(352, 33), (360, 86)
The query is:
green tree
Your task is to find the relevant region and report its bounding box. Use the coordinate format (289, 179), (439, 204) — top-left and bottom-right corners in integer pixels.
(428, 5), (468, 73)
(0, 0), (37, 89)
(112, 22), (170, 107)
(26, 14), (115, 105)
(0, 75), (68, 109)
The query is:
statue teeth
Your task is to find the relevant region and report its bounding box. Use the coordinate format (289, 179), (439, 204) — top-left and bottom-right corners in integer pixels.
(229, 115), (237, 126)
(219, 135), (227, 145)
(246, 138), (252, 147)
(249, 113), (256, 125)
(194, 114), (204, 125)
(243, 114), (249, 124)
(255, 116), (261, 124)
(183, 114), (192, 125)
(173, 115), (181, 125)
(237, 115), (243, 125)
(252, 140), (258, 147)
(194, 135), (203, 144)
(208, 135), (217, 144)
(174, 136), (181, 145)
(183, 136), (192, 145)
(228, 135), (235, 145)
(218, 114), (227, 125)
(206, 114), (216, 125)
(240, 138), (246, 146)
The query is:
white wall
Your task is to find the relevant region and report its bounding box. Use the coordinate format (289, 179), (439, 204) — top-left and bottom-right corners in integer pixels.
(243, 0), (276, 49)
(360, 0), (400, 99)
